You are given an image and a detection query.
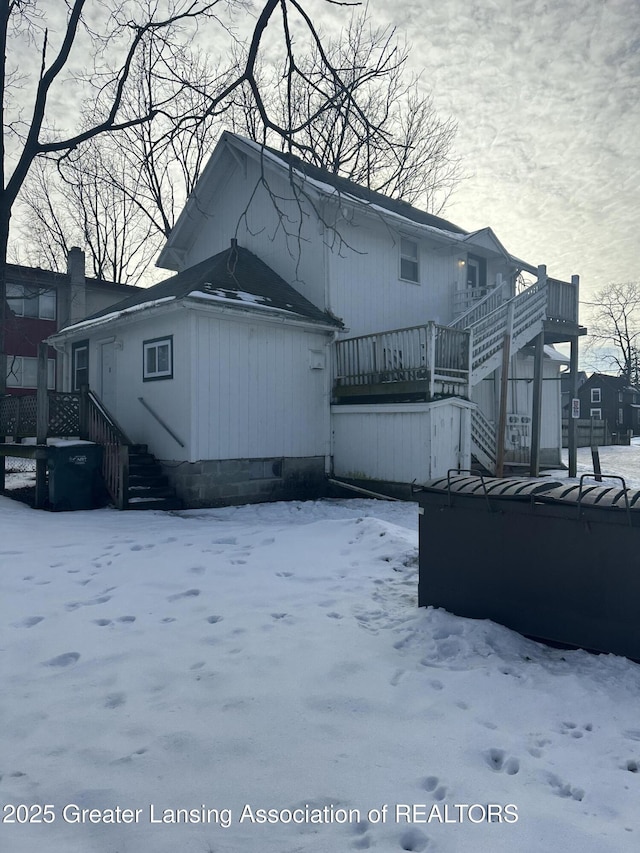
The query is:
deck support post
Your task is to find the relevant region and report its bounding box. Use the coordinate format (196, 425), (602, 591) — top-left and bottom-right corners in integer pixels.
(495, 301), (515, 477)
(35, 341), (49, 509)
(529, 331), (545, 476)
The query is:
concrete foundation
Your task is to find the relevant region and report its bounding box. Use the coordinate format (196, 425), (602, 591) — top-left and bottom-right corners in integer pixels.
(160, 456), (327, 508)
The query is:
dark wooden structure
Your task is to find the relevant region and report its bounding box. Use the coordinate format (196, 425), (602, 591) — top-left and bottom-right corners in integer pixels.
(418, 474), (640, 660)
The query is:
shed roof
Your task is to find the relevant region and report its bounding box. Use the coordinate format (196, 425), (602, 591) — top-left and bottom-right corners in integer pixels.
(58, 244), (341, 333)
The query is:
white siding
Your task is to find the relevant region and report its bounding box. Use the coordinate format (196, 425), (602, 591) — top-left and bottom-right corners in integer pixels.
(192, 311), (332, 460)
(331, 400), (472, 484)
(179, 154), (327, 314)
(325, 215), (460, 336)
(80, 308), (192, 461)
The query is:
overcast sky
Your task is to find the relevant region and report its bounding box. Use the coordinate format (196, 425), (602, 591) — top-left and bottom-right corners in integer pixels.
(369, 0), (639, 304)
(9, 0), (638, 311)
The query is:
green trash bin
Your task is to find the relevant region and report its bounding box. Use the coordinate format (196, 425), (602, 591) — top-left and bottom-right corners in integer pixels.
(47, 444), (104, 511)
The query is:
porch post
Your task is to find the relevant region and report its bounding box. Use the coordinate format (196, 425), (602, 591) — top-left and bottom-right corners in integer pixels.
(567, 274), (580, 478)
(529, 331), (545, 476)
(35, 341), (49, 509)
(495, 301), (515, 477)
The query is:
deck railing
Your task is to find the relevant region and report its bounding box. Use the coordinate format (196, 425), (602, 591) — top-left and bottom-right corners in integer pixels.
(547, 277), (578, 323)
(1, 389), (130, 510)
(334, 322), (470, 398)
(1, 392), (81, 438)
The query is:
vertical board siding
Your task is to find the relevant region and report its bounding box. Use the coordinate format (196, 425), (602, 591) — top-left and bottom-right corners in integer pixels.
(332, 402), (469, 484)
(195, 313), (330, 460)
(184, 156), (327, 314)
(327, 216), (457, 337)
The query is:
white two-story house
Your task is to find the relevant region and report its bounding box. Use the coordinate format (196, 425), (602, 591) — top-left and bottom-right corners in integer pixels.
(47, 132), (585, 508)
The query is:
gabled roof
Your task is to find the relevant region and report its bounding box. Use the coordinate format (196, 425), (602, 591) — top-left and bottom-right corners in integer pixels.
(159, 132), (532, 272)
(57, 244), (342, 334)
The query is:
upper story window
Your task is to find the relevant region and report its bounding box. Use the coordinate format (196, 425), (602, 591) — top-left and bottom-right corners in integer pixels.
(7, 283), (56, 320)
(590, 408), (602, 420)
(399, 238), (419, 283)
(590, 388), (601, 403)
(6, 356), (55, 389)
(143, 336), (173, 381)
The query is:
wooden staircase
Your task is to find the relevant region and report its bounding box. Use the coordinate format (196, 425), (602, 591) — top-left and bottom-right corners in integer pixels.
(81, 391), (182, 511)
(451, 268), (577, 473)
(126, 444), (183, 511)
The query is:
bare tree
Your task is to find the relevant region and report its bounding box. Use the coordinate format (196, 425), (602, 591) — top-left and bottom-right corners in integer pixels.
(1, 0), (408, 393)
(584, 282), (640, 384)
(16, 9), (460, 290)
(20, 146), (159, 284)
(230, 11), (460, 211)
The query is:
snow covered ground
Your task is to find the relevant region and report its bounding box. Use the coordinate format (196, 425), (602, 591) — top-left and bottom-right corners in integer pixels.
(1, 442), (640, 852)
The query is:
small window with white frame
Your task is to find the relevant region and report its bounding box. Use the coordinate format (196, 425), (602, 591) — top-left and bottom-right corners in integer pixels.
(143, 336), (173, 381)
(590, 408), (602, 419)
(399, 237), (419, 283)
(590, 387), (601, 403)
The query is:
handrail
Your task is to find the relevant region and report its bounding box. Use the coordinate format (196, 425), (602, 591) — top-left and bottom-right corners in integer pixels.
(81, 389), (130, 510)
(138, 397), (185, 448)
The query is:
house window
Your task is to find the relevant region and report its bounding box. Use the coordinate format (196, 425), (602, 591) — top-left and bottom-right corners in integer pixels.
(618, 391), (623, 403)
(143, 336), (173, 381)
(590, 408), (602, 420)
(399, 238), (419, 283)
(619, 408), (624, 424)
(7, 283), (56, 320)
(590, 388), (601, 403)
(6, 356), (55, 389)
(72, 340), (89, 391)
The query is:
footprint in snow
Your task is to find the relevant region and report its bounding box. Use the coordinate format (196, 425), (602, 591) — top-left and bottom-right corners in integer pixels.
(94, 619), (112, 627)
(167, 589), (200, 601)
(129, 543), (155, 551)
(117, 616), (136, 623)
(43, 652), (80, 668)
(17, 616), (44, 628)
(421, 776), (446, 801)
(484, 748), (520, 775)
(326, 612), (343, 620)
(399, 827), (429, 851)
(104, 692), (126, 709)
(206, 615), (223, 624)
(546, 772), (584, 801)
(276, 571), (293, 578)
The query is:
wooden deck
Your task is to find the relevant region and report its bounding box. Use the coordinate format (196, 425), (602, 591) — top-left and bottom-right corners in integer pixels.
(334, 322), (470, 402)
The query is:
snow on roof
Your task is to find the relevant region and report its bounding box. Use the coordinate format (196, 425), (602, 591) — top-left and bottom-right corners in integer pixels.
(56, 296), (176, 335)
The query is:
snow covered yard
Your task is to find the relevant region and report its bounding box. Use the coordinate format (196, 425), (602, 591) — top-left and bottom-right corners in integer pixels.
(2, 447), (640, 852)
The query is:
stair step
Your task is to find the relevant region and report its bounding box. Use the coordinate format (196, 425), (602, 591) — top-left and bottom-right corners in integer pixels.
(128, 473), (169, 487)
(128, 484), (175, 498)
(129, 444), (148, 454)
(126, 495), (183, 511)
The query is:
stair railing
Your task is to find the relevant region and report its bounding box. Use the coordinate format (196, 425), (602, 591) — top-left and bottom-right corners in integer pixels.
(79, 389), (131, 510)
(471, 407), (497, 474)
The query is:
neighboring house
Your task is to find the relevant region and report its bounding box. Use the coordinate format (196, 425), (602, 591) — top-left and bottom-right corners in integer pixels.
(48, 132), (585, 508)
(3, 248), (142, 395)
(574, 373), (640, 436)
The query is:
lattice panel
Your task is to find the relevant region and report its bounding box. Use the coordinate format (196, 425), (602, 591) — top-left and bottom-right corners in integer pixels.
(15, 396), (37, 437)
(48, 393), (81, 436)
(0, 396), (19, 435)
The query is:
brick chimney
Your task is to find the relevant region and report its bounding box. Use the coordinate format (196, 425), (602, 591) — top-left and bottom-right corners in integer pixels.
(66, 246), (86, 325)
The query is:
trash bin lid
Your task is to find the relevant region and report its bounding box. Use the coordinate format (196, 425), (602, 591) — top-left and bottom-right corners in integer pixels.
(421, 475), (561, 498)
(538, 482), (640, 509)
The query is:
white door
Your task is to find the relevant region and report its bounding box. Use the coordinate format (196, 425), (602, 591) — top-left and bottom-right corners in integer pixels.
(100, 341), (117, 414)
